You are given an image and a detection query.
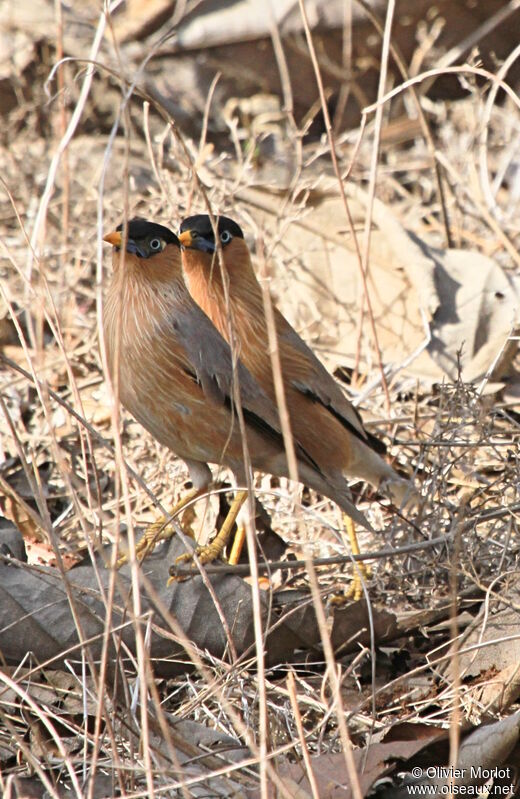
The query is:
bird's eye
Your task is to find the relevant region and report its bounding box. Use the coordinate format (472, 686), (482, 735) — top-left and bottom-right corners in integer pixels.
(191, 231), (198, 239)
(149, 238), (163, 251)
(220, 230), (232, 244)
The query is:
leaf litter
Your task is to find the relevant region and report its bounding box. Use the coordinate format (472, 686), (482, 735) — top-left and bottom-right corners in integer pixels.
(1, 1), (520, 796)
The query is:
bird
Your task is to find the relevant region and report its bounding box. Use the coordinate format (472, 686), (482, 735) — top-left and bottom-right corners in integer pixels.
(179, 214), (419, 589)
(102, 217), (374, 570)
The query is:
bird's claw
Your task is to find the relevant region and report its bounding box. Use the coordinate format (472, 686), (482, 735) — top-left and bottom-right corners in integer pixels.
(168, 540), (227, 583)
(345, 563), (371, 601)
(116, 511), (196, 569)
(176, 539), (226, 567)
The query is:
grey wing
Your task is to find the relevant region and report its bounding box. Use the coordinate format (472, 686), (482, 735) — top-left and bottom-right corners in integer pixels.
(173, 302), (283, 431)
(173, 302), (323, 472)
(279, 322), (382, 449)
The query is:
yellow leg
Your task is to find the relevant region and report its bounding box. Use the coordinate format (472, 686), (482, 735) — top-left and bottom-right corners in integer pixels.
(228, 525), (246, 565)
(116, 485), (206, 568)
(175, 489), (248, 568)
(343, 515), (370, 601)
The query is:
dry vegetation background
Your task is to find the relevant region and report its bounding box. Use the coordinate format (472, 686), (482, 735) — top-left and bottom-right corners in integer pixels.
(1, 0), (520, 796)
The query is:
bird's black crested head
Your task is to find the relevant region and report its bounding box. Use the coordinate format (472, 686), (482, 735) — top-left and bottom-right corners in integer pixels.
(118, 218), (179, 246)
(110, 217), (180, 259)
(179, 214), (244, 252)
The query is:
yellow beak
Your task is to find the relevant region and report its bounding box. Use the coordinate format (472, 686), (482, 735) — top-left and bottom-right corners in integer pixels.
(103, 230), (122, 247)
(178, 230), (193, 248)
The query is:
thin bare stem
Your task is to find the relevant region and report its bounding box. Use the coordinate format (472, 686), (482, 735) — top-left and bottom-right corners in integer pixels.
(358, 0), (395, 412)
(297, 0), (391, 406)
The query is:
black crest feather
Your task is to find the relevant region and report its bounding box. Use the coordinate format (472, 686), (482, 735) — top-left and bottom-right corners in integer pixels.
(180, 215), (244, 241)
(117, 217), (179, 246)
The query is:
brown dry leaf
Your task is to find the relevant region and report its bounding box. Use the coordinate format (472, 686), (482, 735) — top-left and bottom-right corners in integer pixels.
(383, 722), (448, 745)
(28, 716), (79, 763)
(0, 536), (321, 677)
(2, 494), (44, 543)
(25, 539), (79, 568)
(24, 537), (59, 565)
(331, 600), (399, 652)
(1, 668), (75, 709)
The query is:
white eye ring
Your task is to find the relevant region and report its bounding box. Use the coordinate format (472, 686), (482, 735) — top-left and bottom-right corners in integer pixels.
(149, 238), (162, 251)
(220, 230), (232, 244)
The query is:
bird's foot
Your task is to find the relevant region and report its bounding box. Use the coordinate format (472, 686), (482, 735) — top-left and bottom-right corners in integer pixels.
(342, 514), (370, 601)
(175, 536), (227, 567)
(170, 489), (248, 579)
(342, 562), (371, 602)
(115, 485), (209, 568)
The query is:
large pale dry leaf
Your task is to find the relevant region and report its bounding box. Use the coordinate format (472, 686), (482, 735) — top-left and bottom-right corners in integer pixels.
(173, 0), (356, 51)
(438, 586), (520, 680)
(0, 536), (256, 678)
(114, 0), (358, 46)
(270, 738), (432, 799)
(7, 773), (117, 799)
(146, 718), (252, 797)
(0, 526), (414, 680)
(455, 711), (520, 774)
(0, 0), (98, 63)
(0, 534), (324, 677)
(468, 663), (520, 718)
(244, 184), (519, 386)
(434, 585), (520, 720)
(405, 712), (520, 794)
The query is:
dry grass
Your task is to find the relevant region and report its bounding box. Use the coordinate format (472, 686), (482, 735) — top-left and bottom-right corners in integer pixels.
(1, 3), (520, 796)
